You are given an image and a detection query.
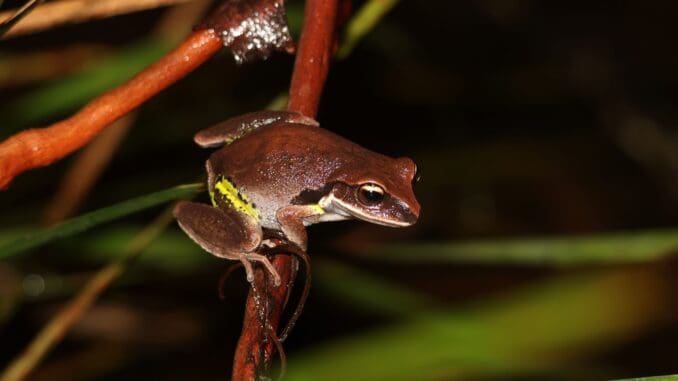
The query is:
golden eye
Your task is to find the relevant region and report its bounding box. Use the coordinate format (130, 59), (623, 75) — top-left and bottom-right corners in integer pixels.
(358, 183), (385, 205)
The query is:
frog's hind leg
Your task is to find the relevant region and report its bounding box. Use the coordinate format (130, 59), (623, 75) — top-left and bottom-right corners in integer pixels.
(173, 201), (281, 286)
(194, 110), (318, 148)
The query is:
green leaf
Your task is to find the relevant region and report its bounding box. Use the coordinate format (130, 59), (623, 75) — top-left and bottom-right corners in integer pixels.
(366, 229), (678, 265)
(286, 269), (665, 380)
(616, 376), (678, 381)
(55, 226), (212, 272)
(0, 183), (203, 259)
(338, 0), (400, 59)
(314, 259), (435, 316)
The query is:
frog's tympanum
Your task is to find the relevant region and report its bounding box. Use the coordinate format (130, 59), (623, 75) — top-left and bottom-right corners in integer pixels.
(174, 111), (421, 286)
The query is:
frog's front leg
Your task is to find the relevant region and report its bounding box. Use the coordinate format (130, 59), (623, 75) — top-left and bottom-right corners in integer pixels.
(194, 111), (318, 148)
(173, 201), (282, 286)
(275, 205), (326, 251)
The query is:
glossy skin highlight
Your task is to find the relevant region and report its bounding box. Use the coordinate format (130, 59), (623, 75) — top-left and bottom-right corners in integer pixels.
(173, 111), (420, 285)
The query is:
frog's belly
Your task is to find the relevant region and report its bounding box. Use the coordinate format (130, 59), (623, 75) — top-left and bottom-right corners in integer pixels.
(255, 199), (283, 230)
(244, 190), (283, 230)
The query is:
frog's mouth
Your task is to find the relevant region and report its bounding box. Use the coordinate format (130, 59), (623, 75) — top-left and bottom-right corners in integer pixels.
(319, 194), (417, 227)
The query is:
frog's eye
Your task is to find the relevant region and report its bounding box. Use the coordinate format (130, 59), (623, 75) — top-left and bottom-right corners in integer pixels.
(357, 183), (385, 205)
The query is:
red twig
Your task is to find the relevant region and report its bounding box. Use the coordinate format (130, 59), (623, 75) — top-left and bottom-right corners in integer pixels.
(0, 29), (222, 190)
(286, 0), (340, 117)
(231, 0), (340, 379)
(231, 261), (296, 380)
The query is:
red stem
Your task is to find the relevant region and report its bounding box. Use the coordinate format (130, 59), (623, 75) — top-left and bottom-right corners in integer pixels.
(231, 0), (339, 379)
(286, 0), (340, 117)
(0, 29), (223, 190)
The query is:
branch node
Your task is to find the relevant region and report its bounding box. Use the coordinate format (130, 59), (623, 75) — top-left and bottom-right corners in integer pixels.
(198, 0), (294, 64)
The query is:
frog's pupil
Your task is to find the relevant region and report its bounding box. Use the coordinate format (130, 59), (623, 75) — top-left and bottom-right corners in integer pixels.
(363, 189), (382, 202)
(358, 184), (385, 205)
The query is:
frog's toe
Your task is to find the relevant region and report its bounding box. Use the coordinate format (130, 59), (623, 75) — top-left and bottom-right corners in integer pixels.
(237, 254), (256, 283)
(244, 253), (282, 286)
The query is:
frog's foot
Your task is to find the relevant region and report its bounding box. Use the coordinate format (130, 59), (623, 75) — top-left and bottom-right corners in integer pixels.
(240, 252), (282, 287)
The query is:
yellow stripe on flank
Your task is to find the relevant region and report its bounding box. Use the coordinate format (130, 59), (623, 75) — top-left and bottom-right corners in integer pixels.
(214, 176), (260, 220)
(309, 204), (325, 214)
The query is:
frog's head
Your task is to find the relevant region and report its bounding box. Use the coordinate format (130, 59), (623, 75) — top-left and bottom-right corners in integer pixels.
(319, 157), (421, 227)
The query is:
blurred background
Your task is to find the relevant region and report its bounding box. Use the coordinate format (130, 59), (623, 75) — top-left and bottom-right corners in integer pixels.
(2, 0), (678, 380)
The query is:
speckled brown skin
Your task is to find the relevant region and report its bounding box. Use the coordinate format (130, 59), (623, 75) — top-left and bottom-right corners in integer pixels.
(173, 200), (284, 284)
(174, 111), (420, 286)
(205, 120), (420, 232)
(194, 111), (318, 148)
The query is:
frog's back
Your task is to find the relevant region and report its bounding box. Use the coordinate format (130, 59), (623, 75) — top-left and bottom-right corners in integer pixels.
(209, 122), (361, 181)
(206, 123), (372, 228)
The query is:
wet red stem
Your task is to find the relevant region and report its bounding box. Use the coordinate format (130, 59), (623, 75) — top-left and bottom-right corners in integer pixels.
(286, 0), (340, 117)
(0, 29), (223, 190)
(231, 0), (340, 379)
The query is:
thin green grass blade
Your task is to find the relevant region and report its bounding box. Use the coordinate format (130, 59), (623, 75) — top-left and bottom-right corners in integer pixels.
(3, 37), (173, 126)
(337, 0), (400, 59)
(286, 269), (665, 380)
(0, 207), (178, 381)
(265, 0), (397, 111)
(364, 229), (678, 265)
(0, 183), (203, 259)
(314, 259), (435, 316)
(616, 376), (678, 381)
(53, 227), (212, 272)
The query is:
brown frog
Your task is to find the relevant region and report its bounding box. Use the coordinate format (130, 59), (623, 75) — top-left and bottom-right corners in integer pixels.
(174, 111), (421, 285)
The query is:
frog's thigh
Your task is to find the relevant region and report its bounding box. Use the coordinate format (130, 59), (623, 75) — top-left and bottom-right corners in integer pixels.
(193, 110), (318, 148)
(174, 202), (282, 285)
(276, 205), (324, 251)
(173, 201), (262, 257)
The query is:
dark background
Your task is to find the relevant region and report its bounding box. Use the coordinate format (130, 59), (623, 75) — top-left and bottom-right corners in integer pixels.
(2, 1), (678, 380)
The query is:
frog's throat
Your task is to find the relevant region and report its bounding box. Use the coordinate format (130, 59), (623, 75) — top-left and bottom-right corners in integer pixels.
(213, 175), (261, 221)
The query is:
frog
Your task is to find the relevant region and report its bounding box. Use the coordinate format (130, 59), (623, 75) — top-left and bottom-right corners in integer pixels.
(173, 110), (421, 286)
